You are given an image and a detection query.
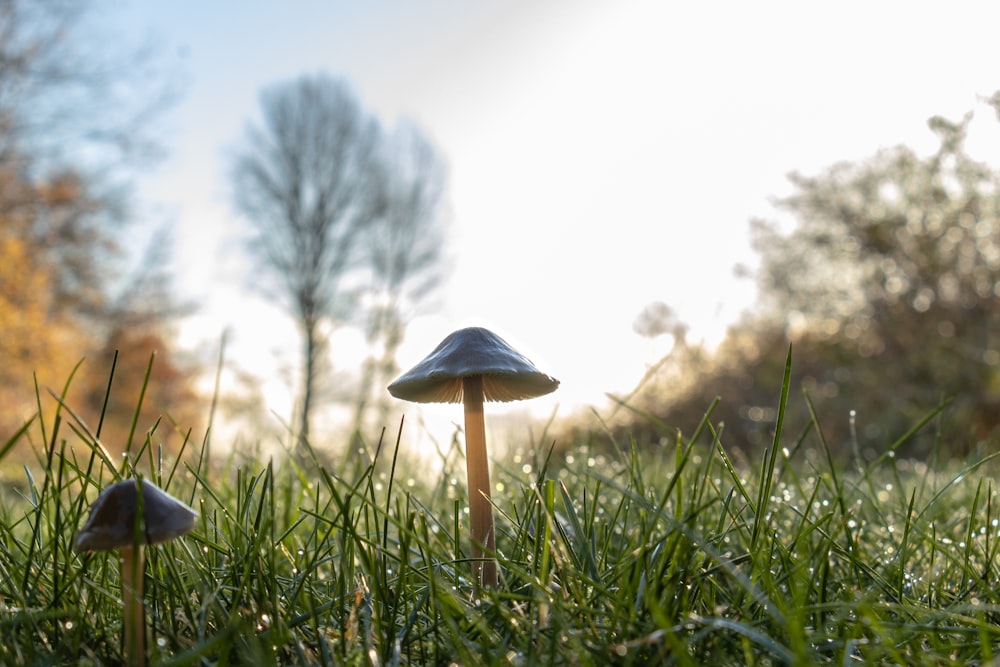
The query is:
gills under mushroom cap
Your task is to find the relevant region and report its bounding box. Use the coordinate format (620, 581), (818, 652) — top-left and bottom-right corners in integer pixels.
(74, 479), (198, 553)
(387, 326), (560, 403)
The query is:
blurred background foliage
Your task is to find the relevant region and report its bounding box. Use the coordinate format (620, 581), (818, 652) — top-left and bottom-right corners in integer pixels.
(0, 0), (199, 461)
(604, 98), (1000, 460)
(3, 0), (1000, 465)
(0, 0), (450, 465)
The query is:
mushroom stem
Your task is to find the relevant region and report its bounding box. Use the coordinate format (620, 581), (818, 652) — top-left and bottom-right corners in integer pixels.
(463, 375), (498, 588)
(121, 545), (146, 667)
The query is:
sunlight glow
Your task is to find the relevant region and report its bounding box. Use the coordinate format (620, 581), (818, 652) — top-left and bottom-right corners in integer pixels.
(107, 0), (1000, 455)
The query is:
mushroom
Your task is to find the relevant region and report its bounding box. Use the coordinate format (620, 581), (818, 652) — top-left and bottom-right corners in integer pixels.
(388, 326), (559, 588)
(75, 478), (198, 666)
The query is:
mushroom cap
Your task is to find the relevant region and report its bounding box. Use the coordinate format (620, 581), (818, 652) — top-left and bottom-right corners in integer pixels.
(387, 326), (559, 403)
(74, 479), (198, 553)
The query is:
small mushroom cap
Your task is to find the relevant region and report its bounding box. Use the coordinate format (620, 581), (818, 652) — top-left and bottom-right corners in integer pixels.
(387, 326), (559, 403)
(74, 479), (198, 553)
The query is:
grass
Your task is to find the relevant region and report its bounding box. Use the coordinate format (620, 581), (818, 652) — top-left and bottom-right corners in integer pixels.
(2, 349), (1000, 665)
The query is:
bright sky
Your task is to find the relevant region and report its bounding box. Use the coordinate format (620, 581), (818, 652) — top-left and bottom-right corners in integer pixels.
(111, 1), (1000, 438)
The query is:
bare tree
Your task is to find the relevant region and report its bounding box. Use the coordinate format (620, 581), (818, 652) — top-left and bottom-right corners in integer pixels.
(353, 120), (449, 435)
(1, 0), (175, 177)
(231, 74), (382, 451)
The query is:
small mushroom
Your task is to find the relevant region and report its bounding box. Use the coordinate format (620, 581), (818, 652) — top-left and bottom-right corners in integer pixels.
(75, 479), (198, 666)
(388, 326), (559, 588)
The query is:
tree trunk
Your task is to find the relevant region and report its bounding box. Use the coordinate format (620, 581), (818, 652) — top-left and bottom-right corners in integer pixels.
(298, 317), (318, 458)
(351, 354), (376, 439)
(375, 314), (404, 430)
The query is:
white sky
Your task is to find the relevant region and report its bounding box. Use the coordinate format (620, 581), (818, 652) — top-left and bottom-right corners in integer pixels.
(110, 0), (1000, 437)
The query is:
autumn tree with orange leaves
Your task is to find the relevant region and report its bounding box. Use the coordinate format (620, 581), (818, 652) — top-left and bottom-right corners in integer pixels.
(0, 0), (201, 463)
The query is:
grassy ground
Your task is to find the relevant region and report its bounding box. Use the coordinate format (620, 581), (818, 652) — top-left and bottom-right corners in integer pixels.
(2, 353), (1000, 665)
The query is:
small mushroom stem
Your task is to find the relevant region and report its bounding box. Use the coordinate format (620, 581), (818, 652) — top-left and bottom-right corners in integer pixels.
(463, 375), (498, 588)
(121, 545), (146, 667)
